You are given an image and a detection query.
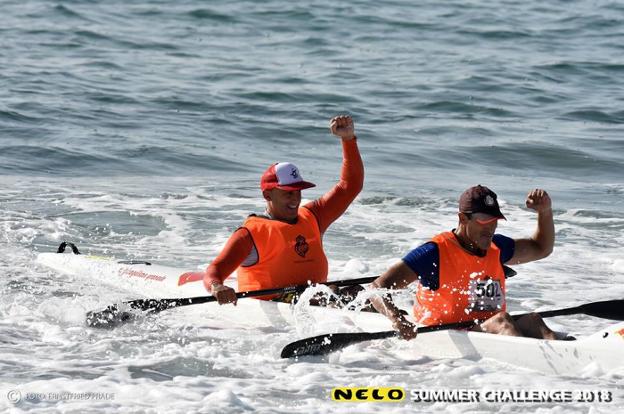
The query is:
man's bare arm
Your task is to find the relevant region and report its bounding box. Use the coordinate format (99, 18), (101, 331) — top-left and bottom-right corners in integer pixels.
(369, 261), (419, 339)
(507, 189), (555, 265)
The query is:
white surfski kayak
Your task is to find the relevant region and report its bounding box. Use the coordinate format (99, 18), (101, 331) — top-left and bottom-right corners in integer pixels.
(35, 245), (393, 332)
(37, 244), (624, 375)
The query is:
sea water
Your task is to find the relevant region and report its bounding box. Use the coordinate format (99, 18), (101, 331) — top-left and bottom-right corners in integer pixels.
(1, 0), (623, 412)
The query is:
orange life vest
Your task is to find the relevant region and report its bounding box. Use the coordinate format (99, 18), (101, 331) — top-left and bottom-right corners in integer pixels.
(414, 231), (506, 325)
(236, 207), (328, 296)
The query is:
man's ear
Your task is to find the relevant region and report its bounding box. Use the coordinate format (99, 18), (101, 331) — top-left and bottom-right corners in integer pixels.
(262, 190), (272, 202)
(458, 212), (469, 224)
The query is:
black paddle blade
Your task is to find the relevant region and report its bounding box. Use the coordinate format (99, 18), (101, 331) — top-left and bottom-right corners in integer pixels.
(85, 306), (134, 329)
(125, 299), (184, 313)
(581, 300), (624, 321)
(85, 299), (189, 328)
(281, 330), (397, 358)
(534, 299), (624, 321)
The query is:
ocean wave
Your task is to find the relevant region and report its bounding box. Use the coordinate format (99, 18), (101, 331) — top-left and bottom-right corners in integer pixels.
(0, 109), (42, 124)
(560, 109), (624, 124)
(418, 101), (516, 118)
(0, 145), (254, 176)
(460, 142), (623, 174)
(456, 28), (532, 40)
(52, 4), (91, 21)
(187, 8), (238, 23)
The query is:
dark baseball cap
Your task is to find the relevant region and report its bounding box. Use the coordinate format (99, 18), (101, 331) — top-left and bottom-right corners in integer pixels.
(459, 185), (506, 220)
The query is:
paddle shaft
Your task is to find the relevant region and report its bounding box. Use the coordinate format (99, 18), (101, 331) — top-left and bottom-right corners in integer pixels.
(136, 265), (510, 312)
(280, 299), (624, 358)
(526, 299), (624, 321)
(124, 275), (380, 312)
(86, 265), (517, 327)
(86, 275), (381, 328)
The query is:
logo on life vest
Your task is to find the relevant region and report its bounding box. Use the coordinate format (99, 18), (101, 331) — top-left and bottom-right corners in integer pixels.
(294, 235), (309, 257)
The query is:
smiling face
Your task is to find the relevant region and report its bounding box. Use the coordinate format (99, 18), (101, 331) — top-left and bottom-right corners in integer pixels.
(263, 188), (302, 222)
(458, 212), (499, 251)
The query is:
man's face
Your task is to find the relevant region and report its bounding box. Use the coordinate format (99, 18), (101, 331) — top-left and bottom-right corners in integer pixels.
(461, 213), (499, 250)
(264, 188), (302, 221)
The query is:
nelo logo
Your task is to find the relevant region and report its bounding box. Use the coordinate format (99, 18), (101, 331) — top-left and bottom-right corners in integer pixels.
(331, 387), (405, 402)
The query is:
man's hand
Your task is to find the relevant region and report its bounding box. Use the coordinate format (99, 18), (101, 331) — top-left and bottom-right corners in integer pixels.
(525, 189), (552, 213)
(211, 283), (238, 305)
(330, 115), (355, 141)
(393, 315), (418, 340)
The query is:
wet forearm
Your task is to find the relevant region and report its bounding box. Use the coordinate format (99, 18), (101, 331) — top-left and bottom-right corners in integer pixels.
(203, 228), (253, 292)
(339, 138), (364, 194)
(532, 208), (554, 257)
(307, 138), (364, 233)
(370, 261), (416, 323)
(370, 293), (406, 323)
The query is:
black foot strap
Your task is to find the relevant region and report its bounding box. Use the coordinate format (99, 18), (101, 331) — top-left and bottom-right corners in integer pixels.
(57, 242), (81, 255)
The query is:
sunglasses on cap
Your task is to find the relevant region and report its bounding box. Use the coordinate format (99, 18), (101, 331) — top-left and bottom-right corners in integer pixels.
(465, 213), (500, 225)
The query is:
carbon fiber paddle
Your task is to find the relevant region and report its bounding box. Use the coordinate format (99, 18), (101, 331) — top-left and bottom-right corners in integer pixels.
(280, 299), (624, 358)
(86, 275), (378, 328)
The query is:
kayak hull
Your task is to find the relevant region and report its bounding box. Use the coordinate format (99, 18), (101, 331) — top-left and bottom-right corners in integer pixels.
(35, 252), (393, 332)
(404, 323), (624, 375)
(37, 251), (624, 375)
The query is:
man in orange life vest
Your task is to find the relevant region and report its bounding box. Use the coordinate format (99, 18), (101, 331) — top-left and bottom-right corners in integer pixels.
(203, 115), (363, 304)
(371, 185), (558, 340)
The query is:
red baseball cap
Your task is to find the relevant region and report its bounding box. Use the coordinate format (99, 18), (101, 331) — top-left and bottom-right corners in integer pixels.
(260, 162), (316, 191)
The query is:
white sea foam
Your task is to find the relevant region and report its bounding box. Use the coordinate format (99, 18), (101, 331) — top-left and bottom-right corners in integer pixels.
(3, 177), (624, 413)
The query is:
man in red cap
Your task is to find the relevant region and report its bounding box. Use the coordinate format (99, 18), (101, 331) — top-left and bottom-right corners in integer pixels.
(371, 186), (558, 340)
(204, 115), (363, 304)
